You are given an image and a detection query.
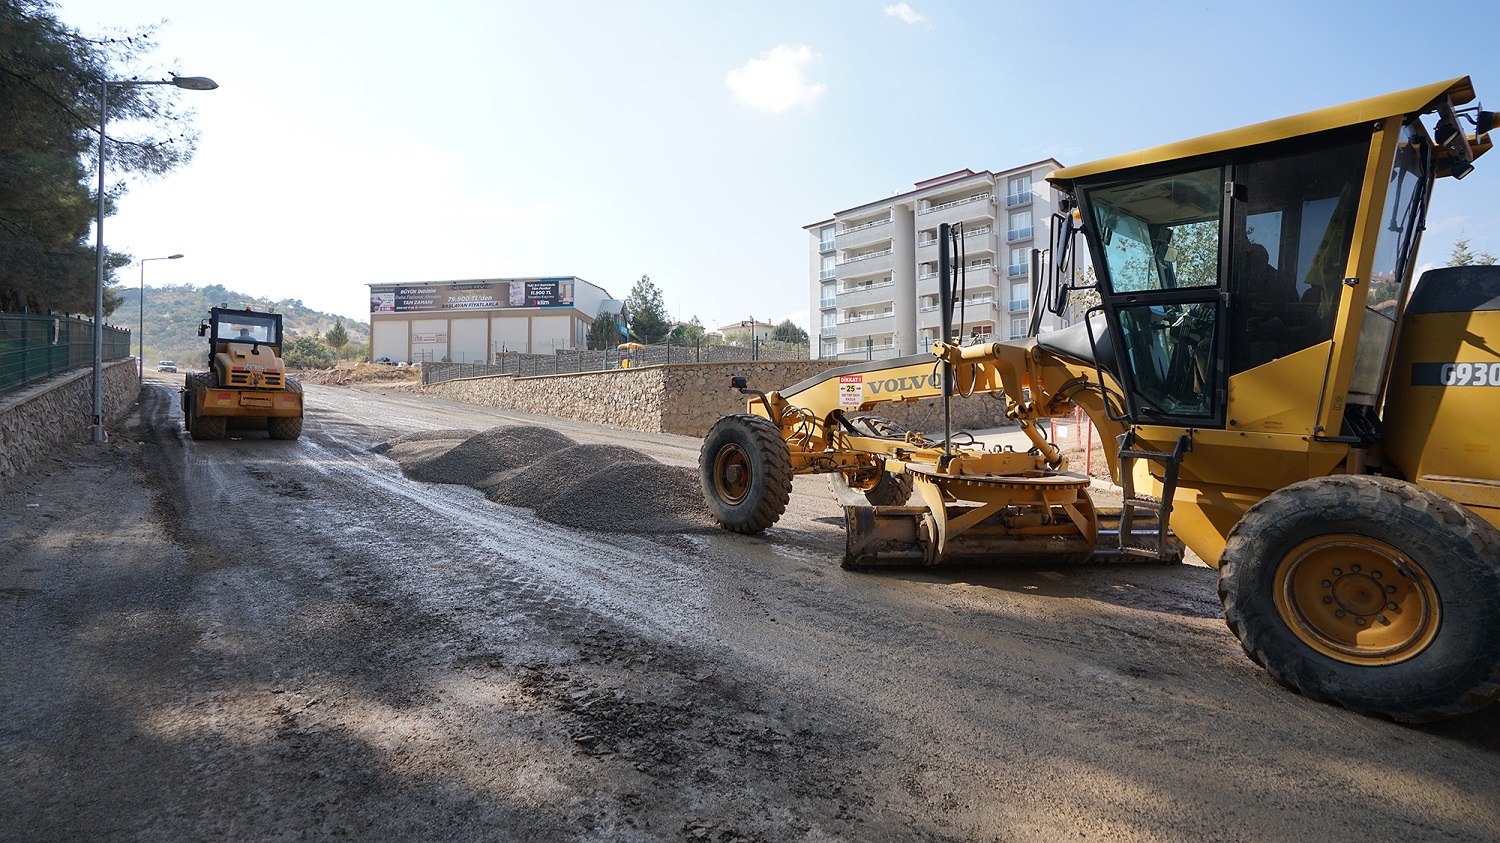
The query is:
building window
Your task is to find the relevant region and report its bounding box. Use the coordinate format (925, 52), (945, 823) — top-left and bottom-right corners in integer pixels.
(819, 225), (835, 251)
(1011, 317), (1028, 339)
(1008, 211), (1033, 241)
(1006, 174), (1032, 206)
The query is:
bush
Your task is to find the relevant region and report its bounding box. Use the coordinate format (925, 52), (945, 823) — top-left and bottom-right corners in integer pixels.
(283, 335), (336, 369)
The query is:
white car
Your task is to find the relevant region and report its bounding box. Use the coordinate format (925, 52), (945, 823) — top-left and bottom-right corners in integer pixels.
(156, 361), (177, 373)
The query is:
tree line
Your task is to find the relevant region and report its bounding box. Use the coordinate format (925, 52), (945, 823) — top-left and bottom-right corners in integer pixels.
(585, 274), (808, 350)
(1, 0), (200, 316)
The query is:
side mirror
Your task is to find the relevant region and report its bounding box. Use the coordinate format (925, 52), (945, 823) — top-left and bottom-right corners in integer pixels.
(197, 323), (207, 337)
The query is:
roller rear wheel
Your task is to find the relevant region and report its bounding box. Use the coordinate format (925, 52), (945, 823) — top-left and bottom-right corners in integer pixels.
(268, 379), (304, 440)
(187, 372), (226, 441)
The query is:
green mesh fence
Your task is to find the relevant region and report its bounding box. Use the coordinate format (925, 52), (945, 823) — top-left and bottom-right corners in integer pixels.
(0, 313), (133, 395)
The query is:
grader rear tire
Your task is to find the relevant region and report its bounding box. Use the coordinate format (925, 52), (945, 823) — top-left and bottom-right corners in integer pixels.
(699, 414), (793, 534)
(268, 379), (304, 440)
(1219, 475), (1500, 722)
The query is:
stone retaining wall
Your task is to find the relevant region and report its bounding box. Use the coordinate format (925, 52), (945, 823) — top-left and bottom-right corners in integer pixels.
(0, 361), (139, 483)
(419, 360), (1014, 438)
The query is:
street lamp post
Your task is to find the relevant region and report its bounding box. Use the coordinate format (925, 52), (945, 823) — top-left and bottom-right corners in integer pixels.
(138, 254), (183, 377)
(93, 75), (217, 442)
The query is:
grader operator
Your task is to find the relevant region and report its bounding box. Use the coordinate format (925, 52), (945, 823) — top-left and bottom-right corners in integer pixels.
(698, 77), (1500, 722)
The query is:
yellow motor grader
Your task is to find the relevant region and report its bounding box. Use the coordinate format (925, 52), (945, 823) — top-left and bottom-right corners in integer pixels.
(699, 77), (1500, 722)
(180, 305), (304, 440)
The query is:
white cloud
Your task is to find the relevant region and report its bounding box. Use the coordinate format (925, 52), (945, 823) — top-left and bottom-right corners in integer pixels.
(884, 3), (925, 25)
(726, 45), (826, 114)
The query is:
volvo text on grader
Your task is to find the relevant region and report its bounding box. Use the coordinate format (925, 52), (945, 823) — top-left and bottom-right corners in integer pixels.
(698, 78), (1500, 722)
(180, 305), (304, 440)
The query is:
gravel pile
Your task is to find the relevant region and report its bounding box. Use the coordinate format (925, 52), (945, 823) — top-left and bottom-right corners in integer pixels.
(383, 424), (714, 534)
(485, 444), (654, 509)
(369, 428), (478, 454)
(401, 426), (576, 486)
(384, 440), (466, 465)
(537, 462), (716, 534)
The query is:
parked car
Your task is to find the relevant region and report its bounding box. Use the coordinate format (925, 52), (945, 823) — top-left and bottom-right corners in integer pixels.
(156, 361), (177, 373)
(373, 356), (395, 365)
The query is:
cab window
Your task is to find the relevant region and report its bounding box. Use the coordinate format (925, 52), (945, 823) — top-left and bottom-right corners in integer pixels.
(1227, 138), (1368, 374)
(1089, 167), (1223, 293)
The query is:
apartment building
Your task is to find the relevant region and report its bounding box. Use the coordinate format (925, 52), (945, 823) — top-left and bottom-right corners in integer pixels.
(805, 162), (1068, 361)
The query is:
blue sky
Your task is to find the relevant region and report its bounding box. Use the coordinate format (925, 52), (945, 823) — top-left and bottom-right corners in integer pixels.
(57, 0), (1500, 329)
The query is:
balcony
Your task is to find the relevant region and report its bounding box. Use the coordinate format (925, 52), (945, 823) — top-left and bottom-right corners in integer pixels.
(917, 193), (995, 229)
(819, 325), (836, 336)
(819, 239), (836, 252)
(838, 312), (894, 326)
(1008, 264), (1028, 278)
(818, 268), (836, 280)
(1009, 299), (1029, 312)
(838, 342), (897, 361)
(835, 248), (894, 280)
(1006, 226), (1034, 242)
(838, 280), (894, 309)
(1005, 191), (1035, 208)
(819, 297), (836, 308)
(838, 278), (894, 294)
(835, 216), (893, 251)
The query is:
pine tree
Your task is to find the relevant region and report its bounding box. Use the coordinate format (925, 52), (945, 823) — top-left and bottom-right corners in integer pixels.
(326, 317), (349, 360)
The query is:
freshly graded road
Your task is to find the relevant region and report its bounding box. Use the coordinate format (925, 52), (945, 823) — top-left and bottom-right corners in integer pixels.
(2, 375), (1498, 841)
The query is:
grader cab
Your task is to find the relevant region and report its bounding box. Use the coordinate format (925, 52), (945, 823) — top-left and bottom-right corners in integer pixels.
(180, 306), (304, 440)
(698, 77), (1500, 722)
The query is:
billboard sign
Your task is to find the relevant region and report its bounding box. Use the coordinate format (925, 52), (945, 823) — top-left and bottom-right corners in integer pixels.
(370, 278), (575, 313)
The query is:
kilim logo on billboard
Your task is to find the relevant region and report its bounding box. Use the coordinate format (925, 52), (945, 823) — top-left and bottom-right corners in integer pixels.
(370, 278), (575, 313)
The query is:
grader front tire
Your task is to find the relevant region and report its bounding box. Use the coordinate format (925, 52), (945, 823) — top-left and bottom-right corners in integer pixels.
(699, 414), (793, 534)
(1219, 475), (1500, 722)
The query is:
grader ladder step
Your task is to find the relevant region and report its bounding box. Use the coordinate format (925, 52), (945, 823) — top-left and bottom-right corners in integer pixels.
(1116, 431), (1192, 563)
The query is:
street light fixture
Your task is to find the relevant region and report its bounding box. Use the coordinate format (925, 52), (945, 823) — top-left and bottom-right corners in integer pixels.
(93, 75), (217, 442)
(138, 254), (184, 377)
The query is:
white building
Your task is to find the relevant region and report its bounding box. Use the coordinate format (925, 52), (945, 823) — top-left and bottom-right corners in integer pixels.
(715, 319), (774, 343)
(367, 276), (615, 364)
(805, 162), (1069, 360)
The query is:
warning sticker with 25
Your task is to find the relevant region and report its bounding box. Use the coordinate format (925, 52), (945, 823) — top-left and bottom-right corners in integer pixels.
(838, 375), (863, 407)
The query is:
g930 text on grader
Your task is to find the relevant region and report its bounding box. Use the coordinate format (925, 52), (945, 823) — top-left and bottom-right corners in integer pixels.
(699, 78), (1500, 722)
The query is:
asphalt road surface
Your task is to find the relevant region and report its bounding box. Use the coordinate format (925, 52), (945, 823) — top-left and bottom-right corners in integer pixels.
(2, 376), (1498, 841)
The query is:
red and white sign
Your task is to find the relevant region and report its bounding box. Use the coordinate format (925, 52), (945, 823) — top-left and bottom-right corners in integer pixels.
(838, 375), (863, 408)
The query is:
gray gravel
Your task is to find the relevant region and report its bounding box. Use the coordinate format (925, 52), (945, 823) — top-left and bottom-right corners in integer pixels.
(367, 428), (478, 454)
(400, 425), (576, 486)
(485, 444), (656, 509)
(537, 461), (716, 534)
(384, 426), (715, 534)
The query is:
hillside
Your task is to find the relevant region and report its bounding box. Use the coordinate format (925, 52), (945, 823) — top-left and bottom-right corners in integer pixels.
(113, 283), (371, 369)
